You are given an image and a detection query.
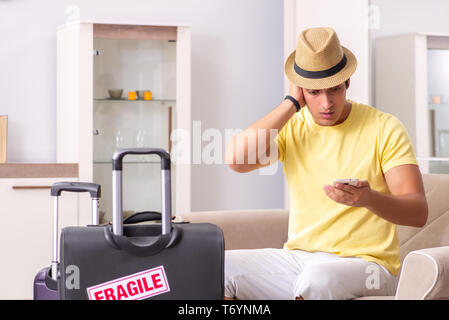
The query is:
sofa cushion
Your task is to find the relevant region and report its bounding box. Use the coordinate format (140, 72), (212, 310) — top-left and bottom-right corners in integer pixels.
(397, 173), (449, 262)
(177, 209), (289, 250)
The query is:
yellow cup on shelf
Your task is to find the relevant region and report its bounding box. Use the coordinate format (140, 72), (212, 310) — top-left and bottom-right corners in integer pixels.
(128, 91), (137, 100)
(144, 91), (152, 100)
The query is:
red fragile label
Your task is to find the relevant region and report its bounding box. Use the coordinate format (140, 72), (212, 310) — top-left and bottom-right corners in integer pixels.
(87, 266), (170, 300)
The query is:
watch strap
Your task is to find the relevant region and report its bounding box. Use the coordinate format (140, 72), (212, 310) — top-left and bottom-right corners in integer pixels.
(284, 95), (301, 112)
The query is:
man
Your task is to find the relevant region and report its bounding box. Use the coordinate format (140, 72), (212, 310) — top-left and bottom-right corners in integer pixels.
(223, 27), (428, 300)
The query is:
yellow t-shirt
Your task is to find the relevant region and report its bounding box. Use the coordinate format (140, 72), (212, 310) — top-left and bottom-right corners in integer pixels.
(275, 100), (418, 276)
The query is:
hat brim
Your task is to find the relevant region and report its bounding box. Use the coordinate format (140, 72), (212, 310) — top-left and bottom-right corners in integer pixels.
(284, 46), (357, 90)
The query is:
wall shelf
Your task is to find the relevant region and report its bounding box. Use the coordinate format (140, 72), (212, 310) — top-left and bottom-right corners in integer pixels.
(94, 98), (175, 103)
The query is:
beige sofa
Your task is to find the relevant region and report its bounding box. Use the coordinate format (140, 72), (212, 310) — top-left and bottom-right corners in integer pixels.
(178, 173), (449, 300)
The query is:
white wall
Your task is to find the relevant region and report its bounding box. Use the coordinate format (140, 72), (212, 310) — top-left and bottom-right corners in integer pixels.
(0, 0), (284, 211)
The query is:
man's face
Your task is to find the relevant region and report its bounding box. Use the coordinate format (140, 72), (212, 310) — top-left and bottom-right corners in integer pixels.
(303, 80), (350, 126)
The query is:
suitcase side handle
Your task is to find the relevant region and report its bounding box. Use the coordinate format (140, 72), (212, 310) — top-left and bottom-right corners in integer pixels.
(112, 148), (172, 236)
(103, 224), (182, 257)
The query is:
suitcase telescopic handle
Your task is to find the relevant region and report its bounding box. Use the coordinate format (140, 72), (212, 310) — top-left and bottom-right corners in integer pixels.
(51, 182), (101, 198)
(50, 182), (102, 281)
(112, 148), (170, 171)
(112, 148), (172, 236)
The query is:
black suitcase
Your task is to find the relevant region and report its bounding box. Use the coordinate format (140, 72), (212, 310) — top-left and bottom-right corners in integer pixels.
(33, 182), (101, 300)
(58, 148), (225, 300)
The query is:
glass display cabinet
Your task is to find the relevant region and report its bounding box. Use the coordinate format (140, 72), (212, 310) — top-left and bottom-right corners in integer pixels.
(375, 33), (449, 175)
(427, 47), (449, 173)
(57, 22), (191, 225)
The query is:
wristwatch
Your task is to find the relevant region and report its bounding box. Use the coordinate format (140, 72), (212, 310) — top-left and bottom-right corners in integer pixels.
(284, 95), (301, 112)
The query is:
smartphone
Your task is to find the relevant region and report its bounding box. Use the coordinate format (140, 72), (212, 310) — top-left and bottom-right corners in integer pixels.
(333, 178), (359, 187)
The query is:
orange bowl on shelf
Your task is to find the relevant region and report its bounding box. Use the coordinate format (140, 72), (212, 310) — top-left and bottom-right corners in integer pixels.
(431, 95), (441, 104)
(144, 91), (152, 100)
(128, 91), (137, 100)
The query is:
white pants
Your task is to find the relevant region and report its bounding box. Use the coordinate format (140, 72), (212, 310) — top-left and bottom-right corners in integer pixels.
(225, 248), (398, 300)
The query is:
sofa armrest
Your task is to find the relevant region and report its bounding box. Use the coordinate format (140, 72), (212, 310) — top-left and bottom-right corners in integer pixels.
(176, 209), (289, 250)
(396, 246), (449, 300)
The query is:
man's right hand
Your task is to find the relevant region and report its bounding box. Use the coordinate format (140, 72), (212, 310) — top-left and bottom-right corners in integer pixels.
(289, 82), (306, 108)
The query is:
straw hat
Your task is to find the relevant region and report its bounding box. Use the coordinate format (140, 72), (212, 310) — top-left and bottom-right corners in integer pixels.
(285, 27), (357, 90)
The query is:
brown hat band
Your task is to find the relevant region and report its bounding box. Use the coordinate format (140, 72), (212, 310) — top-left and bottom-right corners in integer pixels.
(294, 54), (347, 79)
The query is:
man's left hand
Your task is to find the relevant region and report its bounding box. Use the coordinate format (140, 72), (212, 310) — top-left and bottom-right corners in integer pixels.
(323, 180), (373, 207)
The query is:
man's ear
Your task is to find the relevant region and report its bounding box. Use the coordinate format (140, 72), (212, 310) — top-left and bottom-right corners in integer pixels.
(302, 87), (310, 106)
